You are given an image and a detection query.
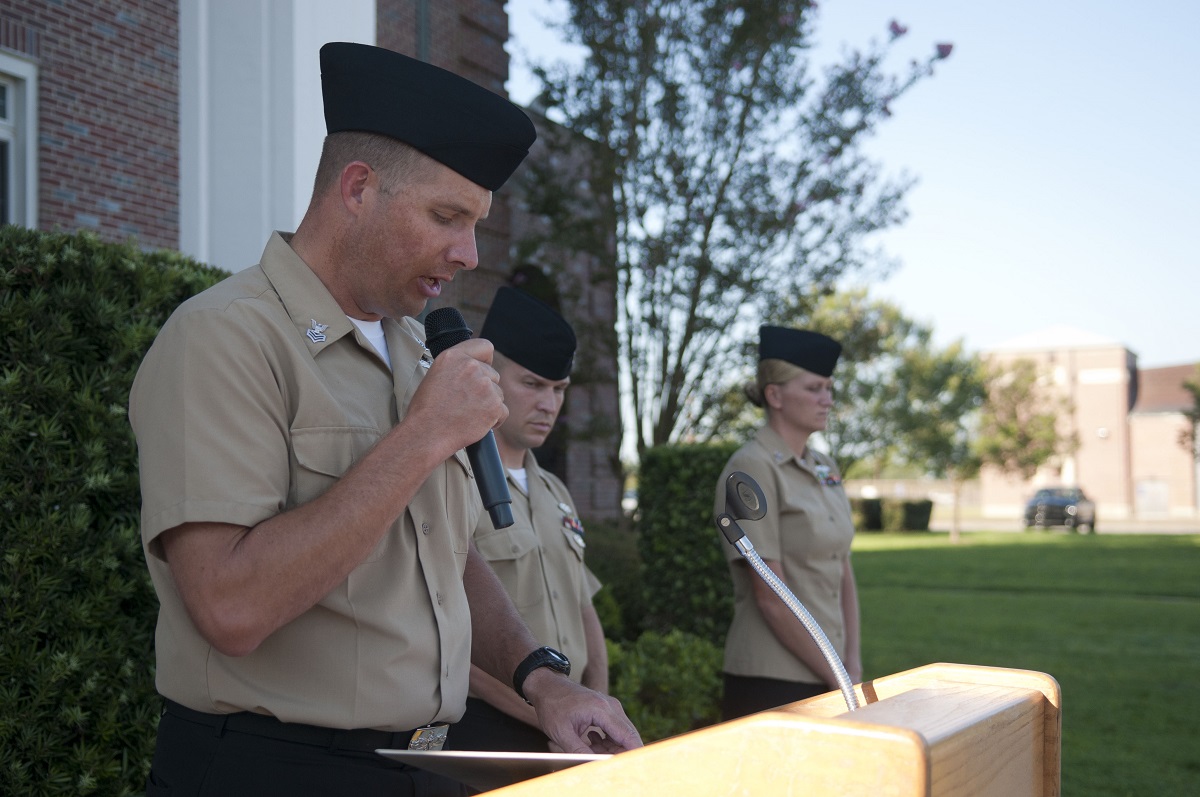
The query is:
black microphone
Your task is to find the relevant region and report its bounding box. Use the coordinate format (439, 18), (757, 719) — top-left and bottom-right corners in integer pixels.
(423, 307), (515, 529)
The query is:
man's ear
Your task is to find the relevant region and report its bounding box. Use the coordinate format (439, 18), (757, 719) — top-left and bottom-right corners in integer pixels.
(339, 161), (374, 216)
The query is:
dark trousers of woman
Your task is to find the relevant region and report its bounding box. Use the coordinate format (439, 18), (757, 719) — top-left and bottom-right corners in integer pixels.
(720, 673), (828, 722)
(145, 701), (468, 797)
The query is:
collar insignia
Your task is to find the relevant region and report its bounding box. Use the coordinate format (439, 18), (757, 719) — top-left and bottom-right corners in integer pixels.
(306, 319), (329, 343)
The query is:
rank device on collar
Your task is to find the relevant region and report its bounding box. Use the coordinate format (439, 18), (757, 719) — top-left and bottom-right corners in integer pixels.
(306, 319), (329, 344)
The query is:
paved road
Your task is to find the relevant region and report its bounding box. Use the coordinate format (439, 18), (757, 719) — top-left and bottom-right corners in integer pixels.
(929, 518), (1200, 535)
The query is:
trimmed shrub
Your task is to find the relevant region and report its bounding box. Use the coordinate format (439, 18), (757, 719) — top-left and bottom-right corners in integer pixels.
(607, 629), (722, 742)
(579, 516), (642, 643)
(880, 499), (934, 532)
(636, 443), (738, 642)
(850, 497), (883, 531)
(0, 226), (225, 796)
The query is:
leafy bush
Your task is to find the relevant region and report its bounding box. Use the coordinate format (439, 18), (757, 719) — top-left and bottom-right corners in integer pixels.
(0, 226), (225, 796)
(608, 630), (722, 743)
(636, 443), (739, 642)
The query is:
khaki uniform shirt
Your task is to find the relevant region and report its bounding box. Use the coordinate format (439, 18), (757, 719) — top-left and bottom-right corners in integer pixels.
(129, 232), (479, 731)
(716, 425), (855, 683)
(472, 452), (600, 680)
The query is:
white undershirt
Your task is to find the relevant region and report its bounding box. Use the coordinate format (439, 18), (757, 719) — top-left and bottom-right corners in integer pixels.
(508, 467), (529, 494)
(348, 316), (391, 369)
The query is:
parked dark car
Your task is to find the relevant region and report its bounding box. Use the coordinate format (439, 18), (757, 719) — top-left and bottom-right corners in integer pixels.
(1024, 487), (1096, 533)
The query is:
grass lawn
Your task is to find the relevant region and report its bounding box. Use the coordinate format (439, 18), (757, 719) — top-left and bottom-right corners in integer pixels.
(851, 531), (1200, 797)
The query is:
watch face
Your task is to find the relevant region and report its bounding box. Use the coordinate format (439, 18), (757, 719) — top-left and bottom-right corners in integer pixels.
(544, 648), (570, 669)
(514, 646), (572, 701)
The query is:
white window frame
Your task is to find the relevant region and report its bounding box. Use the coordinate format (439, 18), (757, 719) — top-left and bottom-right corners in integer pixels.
(0, 50), (38, 229)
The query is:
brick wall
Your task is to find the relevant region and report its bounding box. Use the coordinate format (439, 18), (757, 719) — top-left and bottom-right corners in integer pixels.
(4, 1), (180, 249)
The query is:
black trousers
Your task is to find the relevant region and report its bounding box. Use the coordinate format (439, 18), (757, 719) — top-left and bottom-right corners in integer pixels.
(145, 702), (468, 797)
(444, 697), (551, 753)
(720, 673), (827, 722)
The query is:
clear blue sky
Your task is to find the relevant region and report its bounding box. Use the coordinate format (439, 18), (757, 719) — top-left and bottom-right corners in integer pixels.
(507, 0), (1200, 369)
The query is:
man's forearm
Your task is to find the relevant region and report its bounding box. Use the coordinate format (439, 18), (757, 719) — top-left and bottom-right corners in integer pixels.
(464, 545), (542, 684)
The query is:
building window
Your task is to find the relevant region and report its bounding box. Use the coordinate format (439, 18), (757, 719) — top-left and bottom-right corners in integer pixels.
(0, 52), (38, 228)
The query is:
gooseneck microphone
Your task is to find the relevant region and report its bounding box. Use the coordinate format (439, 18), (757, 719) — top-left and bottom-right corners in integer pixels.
(423, 307), (515, 529)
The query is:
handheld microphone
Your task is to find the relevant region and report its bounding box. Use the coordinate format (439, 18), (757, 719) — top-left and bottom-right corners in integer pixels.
(424, 307), (515, 529)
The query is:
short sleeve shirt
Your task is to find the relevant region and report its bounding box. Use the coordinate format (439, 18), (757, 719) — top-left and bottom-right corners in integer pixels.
(471, 452), (600, 680)
(129, 232), (480, 731)
(715, 425), (855, 683)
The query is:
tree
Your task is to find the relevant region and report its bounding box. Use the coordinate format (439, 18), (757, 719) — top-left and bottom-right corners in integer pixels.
(702, 288), (976, 480)
(975, 359), (1078, 482)
(888, 342), (986, 542)
(799, 288), (930, 476)
(521, 1), (953, 457)
(1179, 365), (1200, 460)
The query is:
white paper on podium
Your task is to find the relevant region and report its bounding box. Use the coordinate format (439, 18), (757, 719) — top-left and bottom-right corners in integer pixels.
(375, 749), (610, 793)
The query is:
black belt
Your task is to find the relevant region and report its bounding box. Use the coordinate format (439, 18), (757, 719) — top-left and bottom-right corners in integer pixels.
(163, 699), (449, 752)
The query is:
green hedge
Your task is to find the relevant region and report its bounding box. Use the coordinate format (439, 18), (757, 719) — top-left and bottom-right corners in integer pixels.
(576, 516), (642, 643)
(850, 498), (933, 531)
(607, 630), (722, 743)
(851, 497), (883, 530)
(882, 498), (933, 532)
(636, 443), (738, 642)
(0, 226), (225, 796)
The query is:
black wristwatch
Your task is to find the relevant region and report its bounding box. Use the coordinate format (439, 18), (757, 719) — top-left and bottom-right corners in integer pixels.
(512, 646), (571, 703)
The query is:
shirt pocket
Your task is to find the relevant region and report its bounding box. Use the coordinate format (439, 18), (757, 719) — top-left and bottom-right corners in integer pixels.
(290, 426), (388, 561)
(474, 525), (545, 610)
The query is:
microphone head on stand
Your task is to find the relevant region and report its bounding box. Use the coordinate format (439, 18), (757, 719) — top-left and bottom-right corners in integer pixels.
(716, 471), (766, 545)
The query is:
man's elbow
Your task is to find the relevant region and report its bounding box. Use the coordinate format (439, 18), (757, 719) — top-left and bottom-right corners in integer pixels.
(186, 601), (269, 658)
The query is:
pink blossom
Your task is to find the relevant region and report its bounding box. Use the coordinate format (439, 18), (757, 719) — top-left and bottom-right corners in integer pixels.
(888, 19), (908, 39)
(935, 43), (954, 60)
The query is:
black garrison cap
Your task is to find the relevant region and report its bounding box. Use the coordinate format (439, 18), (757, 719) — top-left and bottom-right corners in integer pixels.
(758, 325), (842, 377)
(480, 287), (576, 381)
(319, 42), (536, 191)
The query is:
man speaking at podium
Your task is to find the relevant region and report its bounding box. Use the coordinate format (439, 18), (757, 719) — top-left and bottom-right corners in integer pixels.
(129, 42), (640, 797)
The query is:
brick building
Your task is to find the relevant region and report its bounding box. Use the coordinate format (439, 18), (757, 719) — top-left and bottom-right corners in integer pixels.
(1, 0), (624, 519)
(979, 325), (1199, 524)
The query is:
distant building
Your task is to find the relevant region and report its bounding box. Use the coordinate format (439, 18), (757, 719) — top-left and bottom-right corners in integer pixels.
(979, 325), (1198, 522)
(1, 0), (624, 519)
(1129, 363), (1200, 518)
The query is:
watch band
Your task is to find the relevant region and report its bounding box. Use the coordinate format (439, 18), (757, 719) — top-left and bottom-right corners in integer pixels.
(512, 646), (571, 703)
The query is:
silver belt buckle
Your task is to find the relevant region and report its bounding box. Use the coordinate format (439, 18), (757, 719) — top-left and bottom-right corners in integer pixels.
(408, 723), (449, 751)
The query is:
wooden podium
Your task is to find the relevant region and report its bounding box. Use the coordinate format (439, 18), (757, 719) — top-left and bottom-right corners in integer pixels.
(484, 663), (1061, 797)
